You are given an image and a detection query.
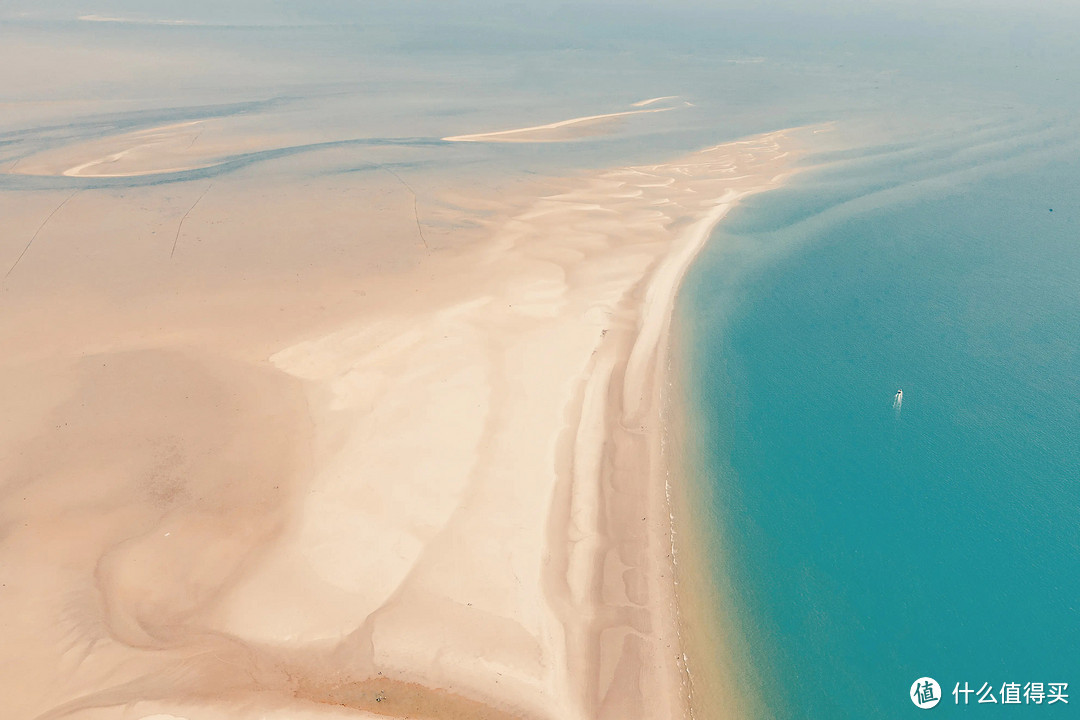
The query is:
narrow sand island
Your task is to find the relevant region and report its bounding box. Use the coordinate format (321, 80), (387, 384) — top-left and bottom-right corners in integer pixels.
(442, 102), (682, 143)
(1, 127), (802, 720)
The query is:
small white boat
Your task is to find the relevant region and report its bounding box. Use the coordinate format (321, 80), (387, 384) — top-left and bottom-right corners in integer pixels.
(893, 388), (903, 410)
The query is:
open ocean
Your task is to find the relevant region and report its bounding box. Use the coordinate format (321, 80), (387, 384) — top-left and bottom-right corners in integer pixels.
(677, 117), (1080, 717)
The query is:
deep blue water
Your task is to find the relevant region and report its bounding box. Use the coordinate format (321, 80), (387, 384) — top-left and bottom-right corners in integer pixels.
(679, 123), (1080, 718)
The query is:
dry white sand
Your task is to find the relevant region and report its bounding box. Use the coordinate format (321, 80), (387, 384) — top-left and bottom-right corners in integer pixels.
(0, 126), (805, 720)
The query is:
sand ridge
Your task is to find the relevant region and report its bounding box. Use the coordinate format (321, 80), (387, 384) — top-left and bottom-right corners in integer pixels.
(204, 130), (803, 719)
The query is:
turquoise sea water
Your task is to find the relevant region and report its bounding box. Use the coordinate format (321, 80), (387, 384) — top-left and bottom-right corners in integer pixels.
(678, 121), (1080, 717)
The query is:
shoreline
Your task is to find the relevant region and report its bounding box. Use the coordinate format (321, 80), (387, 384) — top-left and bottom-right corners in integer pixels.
(640, 159), (806, 720)
(663, 312), (763, 720)
(655, 134), (814, 720)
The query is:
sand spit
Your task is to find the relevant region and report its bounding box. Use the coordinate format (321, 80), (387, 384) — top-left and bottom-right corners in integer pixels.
(10, 120), (288, 178)
(631, 96), (679, 107)
(442, 105), (679, 143)
(0, 129), (804, 720)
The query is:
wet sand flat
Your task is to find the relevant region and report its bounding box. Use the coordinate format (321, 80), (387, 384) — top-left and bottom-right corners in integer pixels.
(1, 102), (806, 720)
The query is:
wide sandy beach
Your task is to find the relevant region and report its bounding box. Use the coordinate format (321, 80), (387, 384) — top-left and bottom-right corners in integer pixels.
(1, 117), (803, 720)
